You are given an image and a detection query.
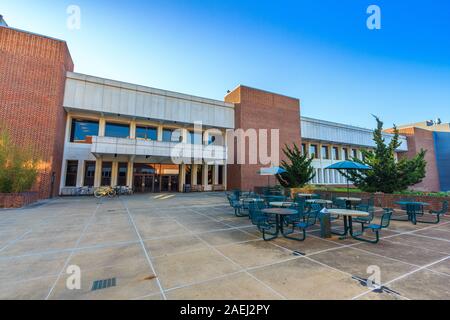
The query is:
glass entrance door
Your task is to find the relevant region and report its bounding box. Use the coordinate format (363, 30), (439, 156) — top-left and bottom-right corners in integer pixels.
(133, 174), (155, 193)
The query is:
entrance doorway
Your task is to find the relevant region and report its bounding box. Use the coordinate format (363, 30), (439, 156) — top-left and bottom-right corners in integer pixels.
(133, 163), (180, 193)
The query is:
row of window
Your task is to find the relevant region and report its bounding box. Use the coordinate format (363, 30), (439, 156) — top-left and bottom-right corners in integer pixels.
(70, 119), (218, 145)
(311, 168), (349, 185)
(65, 160), (224, 187)
(301, 143), (363, 161)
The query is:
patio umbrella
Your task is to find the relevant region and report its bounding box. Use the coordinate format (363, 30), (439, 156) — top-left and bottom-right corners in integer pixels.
(325, 161), (372, 198)
(258, 167), (287, 187)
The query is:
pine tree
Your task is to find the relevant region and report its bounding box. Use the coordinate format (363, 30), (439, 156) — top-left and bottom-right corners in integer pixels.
(344, 116), (427, 193)
(276, 143), (316, 188)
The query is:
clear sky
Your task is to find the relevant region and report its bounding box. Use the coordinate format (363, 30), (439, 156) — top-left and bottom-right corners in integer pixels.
(2, 0), (449, 129)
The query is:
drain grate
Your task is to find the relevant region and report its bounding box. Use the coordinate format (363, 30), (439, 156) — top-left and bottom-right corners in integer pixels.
(91, 278), (117, 291)
(292, 251), (305, 256)
(351, 275), (401, 296)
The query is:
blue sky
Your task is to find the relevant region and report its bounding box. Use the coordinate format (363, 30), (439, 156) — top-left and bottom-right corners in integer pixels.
(2, 0), (449, 128)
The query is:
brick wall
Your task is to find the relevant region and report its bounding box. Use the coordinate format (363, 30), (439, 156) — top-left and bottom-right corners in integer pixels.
(225, 86), (301, 191)
(0, 27), (74, 199)
(0, 192), (40, 208)
(313, 190), (448, 212)
(396, 127), (440, 192)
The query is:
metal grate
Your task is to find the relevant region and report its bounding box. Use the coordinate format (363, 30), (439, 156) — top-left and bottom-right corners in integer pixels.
(91, 278), (116, 291)
(292, 251), (305, 256)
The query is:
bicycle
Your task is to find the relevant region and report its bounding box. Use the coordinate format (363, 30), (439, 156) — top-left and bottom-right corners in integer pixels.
(94, 186), (117, 199)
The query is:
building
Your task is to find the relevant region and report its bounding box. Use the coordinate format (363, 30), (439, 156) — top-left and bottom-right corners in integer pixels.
(5, 21), (448, 202)
(301, 117), (407, 185)
(386, 120), (450, 192)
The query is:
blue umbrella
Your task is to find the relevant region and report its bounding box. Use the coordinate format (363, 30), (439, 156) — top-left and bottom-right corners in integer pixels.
(325, 161), (372, 197)
(258, 167), (287, 187)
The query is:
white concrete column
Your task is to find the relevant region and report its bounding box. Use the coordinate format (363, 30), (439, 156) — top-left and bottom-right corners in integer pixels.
(192, 164), (198, 186)
(94, 158), (102, 187)
(111, 161), (119, 186)
(157, 125), (163, 141)
(214, 164), (219, 185)
(126, 161), (134, 188)
(223, 165), (228, 190)
(130, 120), (136, 139)
(179, 164), (186, 192)
(203, 164), (209, 190)
(76, 160), (84, 187)
(99, 118), (106, 137)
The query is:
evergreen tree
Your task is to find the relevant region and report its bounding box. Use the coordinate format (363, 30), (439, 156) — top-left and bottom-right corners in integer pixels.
(276, 143), (316, 188)
(343, 116), (427, 193)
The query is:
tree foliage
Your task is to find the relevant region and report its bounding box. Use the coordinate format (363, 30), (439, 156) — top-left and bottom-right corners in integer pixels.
(276, 143), (316, 188)
(0, 127), (39, 193)
(343, 116), (427, 194)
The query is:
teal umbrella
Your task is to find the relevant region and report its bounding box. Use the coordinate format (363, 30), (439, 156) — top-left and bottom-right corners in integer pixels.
(258, 167), (287, 187)
(325, 161), (372, 197)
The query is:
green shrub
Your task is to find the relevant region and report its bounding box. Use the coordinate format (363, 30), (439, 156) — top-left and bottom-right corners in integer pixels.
(0, 128), (39, 193)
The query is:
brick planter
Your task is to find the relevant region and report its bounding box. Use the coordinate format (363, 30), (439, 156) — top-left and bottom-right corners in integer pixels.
(0, 192), (40, 209)
(313, 190), (449, 212)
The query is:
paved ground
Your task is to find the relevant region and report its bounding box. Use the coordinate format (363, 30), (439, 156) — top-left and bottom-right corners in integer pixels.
(0, 193), (449, 300)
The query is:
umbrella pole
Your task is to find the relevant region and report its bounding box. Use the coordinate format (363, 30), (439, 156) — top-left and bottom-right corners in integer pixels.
(347, 169), (350, 199)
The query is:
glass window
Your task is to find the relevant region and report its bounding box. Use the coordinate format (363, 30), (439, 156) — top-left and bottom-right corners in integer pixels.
(84, 161), (96, 187)
(321, 146), (329, 159)
(218, 165), (224, 185)
(101, 162), (112, 186)
(105, 123), (130, 138)
(352, 149), (358, 159)
(309, 145), (318, 159)
(70, 119), (99, 143)
(162, 129), (182, 143)
(342, 148), (349, 160)
(134, 164), (157, 175)
(196, 166), (203, 185)
(136, 126), (157, 140)
(301, 144), (307, 155)
(65, 160), (78, 187)
(185, 165), (192, 186)
(208, 166), (213, 185)
(332, 147), (339, 160)
(187, 131), (203, 144)
(117, 163), (128, 186)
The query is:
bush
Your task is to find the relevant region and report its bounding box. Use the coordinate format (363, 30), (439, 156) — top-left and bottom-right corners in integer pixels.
(0, 128), (39, 193)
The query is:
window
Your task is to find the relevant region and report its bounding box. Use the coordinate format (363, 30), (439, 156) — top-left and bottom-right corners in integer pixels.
(185, 165), (192, 185)
(352, 149), (358, 159)
(321, 146), (329, 159)
(309, 145), (318, 159)
(70, 119), (99, 143)
(84, 161), (96, 186)
(342, 148), (349, 160)
(101, 162), (112, 186)
(136, 126), (157, 140)
(117, 163), (128, 186)
(218, 165), (224, 185)
(301, 144), (307, 155)
(105, 123), (130, 138)
(208, 166), (213, 185)
(207, 135), (216, 145)
(187, 131), (203, 144)
(65, 161), (78, 187)
(332, 147), (339, 160)
(196, 166), (203, 185)
(162, 129), (181, 142)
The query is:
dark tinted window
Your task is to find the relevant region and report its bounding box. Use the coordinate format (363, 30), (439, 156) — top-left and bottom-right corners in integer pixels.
(208, 166), (213, 185)
(309, 145), (318, 159)
(101, 162), (112, 186)
(70, 119), (99, 143)
(321, 146), (329, 159)
(185, 165), (192, 185)
(136, 126), (158, 140)
(163, 129), (182, 142)
(84, 161), (96, 186)
(196, 166), (203, 185)
(187, 131), (202, 144)
(105, 123), (130, 138)
(117, 163), (128, 186)
(218, 165), (224, 185)
(65, 160), (78, 187)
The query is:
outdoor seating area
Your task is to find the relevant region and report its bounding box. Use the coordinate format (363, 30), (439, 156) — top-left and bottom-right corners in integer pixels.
(0, 192), (449, 300)
(226, 190), (449, 245)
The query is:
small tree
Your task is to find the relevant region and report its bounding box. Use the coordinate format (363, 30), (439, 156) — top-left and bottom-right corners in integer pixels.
(276, 143), (316, 188)
(0, 127), (39, 193)
(343, 116), (427, 193)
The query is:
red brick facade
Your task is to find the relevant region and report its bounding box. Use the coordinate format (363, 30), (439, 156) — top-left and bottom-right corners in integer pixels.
(392, 127), (441, 192)
(225, 86), (301, 191)
(0, 27), (74, 199)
